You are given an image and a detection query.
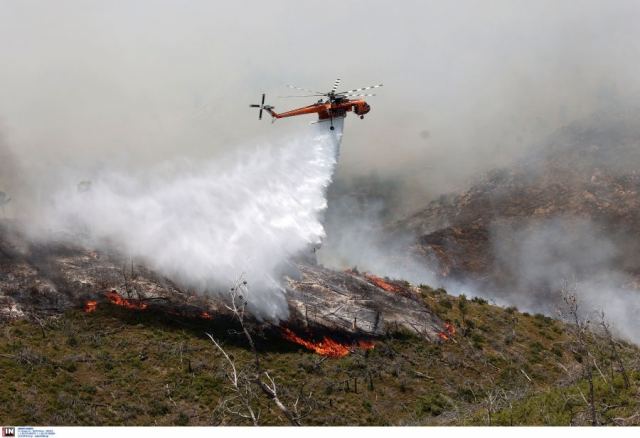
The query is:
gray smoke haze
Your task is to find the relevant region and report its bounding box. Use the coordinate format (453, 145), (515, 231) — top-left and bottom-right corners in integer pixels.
(317, 185), (439, 286)
(491, 217), (640, 342)
(3, 1), (640, 214)
(0, 128), (27, 217)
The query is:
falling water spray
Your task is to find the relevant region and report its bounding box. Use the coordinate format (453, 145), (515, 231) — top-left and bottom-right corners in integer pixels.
(34, 121), (344, 321)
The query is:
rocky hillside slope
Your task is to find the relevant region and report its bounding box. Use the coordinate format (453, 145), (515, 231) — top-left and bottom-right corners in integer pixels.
(1, 219), (639, 425)
(394, 108), (640, 294)
(0, 220), (444, 340)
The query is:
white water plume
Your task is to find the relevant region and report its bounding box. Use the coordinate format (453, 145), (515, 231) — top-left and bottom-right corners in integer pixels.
(36, 122), (343, 320)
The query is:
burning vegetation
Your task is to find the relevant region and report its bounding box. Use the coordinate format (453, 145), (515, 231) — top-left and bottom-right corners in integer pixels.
(344, 269), (403, 293)
(83, 290), (148, 312)
(82, 290), (216, 322)
(105, 290), (148, 310)
(83, 300), (97, 313)
(281, 327), (374, 358)
(85, 288), (370, 358)
(363, 273), (402, 293)
(437, 322), (456, 341)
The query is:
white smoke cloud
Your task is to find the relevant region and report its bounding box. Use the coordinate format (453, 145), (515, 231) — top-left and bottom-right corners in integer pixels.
(30, 123), (343, 321)
(491, 217), (640, 342)
(318, 192), (439, 286)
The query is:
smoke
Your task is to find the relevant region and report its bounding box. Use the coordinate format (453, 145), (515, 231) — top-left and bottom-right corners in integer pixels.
(317, 197), (436, 285)
(491, 217), (640, 342)
(3, 1), (640, 213)
(317, 176), (439, 285)
(28, 123), (343, 321)
(0, 128), (30, 217)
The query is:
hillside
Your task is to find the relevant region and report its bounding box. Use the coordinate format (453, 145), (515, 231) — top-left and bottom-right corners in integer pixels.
(3, 106), (640, 427)
(1, 286), (639, 426)
(1, 220), (639, 425)
(393, 108), (640, 313)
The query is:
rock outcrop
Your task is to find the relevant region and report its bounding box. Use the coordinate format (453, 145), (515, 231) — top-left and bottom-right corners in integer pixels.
(0, 221), (442, 339)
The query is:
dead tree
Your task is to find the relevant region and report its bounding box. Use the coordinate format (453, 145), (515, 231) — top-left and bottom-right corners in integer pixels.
(559, 285), (598, 426)
(207, 333), (260, 425)
(121, 257), (140, 299)
(599, 312), (630, 390)
(207, 278), (310, 426)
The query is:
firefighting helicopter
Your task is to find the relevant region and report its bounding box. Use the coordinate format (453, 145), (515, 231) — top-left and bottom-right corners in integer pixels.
(250, 78), (382, 130)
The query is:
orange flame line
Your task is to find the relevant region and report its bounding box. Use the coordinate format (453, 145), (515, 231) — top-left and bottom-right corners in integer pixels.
(105, 290), (148, 310)
(83, 292), (213, 320)
(281, 327), (374, 358)
(363, 273), (401, 293)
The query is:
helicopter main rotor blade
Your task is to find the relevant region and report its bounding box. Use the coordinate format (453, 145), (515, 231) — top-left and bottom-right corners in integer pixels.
(286, 84), (324, 94)
(344, 93), (376, 97)
(337, 84), (383, 95)
(277, 94), (325, 98)
(330, 78), (341, 93)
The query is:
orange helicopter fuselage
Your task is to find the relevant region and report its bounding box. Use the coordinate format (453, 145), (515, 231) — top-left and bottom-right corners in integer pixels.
(265, 99), (370, 121)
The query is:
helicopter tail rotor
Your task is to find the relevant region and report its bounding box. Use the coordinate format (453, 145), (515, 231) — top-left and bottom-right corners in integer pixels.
(249, 93), (268, 120)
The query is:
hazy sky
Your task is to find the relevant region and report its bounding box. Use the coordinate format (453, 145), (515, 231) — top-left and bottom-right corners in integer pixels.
(2, 1), (640, 203)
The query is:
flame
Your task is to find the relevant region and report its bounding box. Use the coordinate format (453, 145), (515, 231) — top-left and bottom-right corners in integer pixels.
(82, 291), (213, 320)
(437, 322), (456, 341)
(105, 290), (148, 310)
(83, 300), (98, 313)
(281, 327), (374, 358)
(363, 273), (401, 293)
(444, 322), (456, 335)
(344, 269), (401, 293)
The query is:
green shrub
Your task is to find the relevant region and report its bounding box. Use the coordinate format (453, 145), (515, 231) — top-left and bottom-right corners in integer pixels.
(471, 333), (485, 349)
(455, 387), (476, 403)
(551, 345), (563, 358)
(175, 412), (189, 426)
(419, 284), (435, 294)
(416, 393), (450, 416)
(149, 400), (170, 416)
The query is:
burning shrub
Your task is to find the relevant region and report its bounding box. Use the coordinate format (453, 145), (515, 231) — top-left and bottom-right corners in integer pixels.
(363, 273), (401, 293)
(437, 322), (456, 341)
(83, 301), (97, 313)
(105, 290), (148, 310)
(281, 327), (374, 358)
